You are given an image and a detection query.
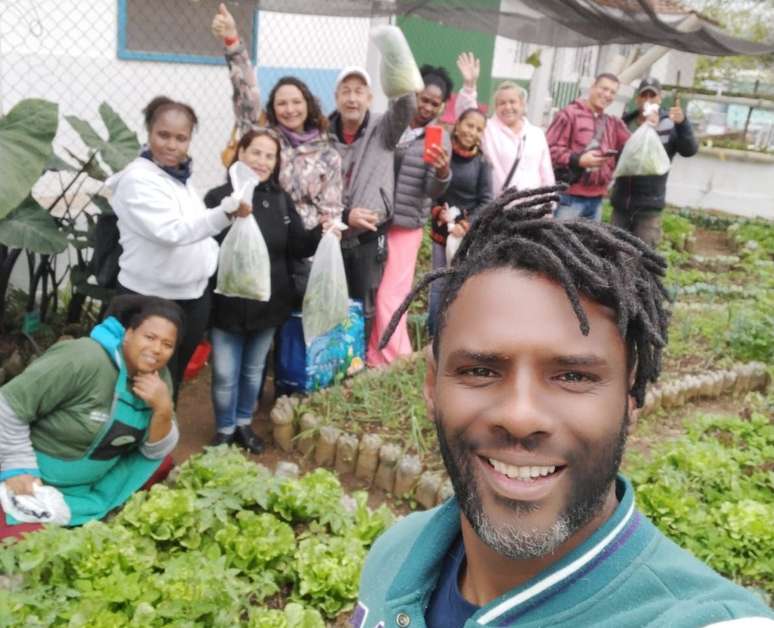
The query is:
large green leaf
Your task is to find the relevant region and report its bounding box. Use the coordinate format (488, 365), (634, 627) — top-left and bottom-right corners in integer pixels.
(65, 114), (103, 151)
(0, 197), (68, 254)
(89, 193), (114, 215)
(0, 99), (58, 220)
(46, 152), (78, 172)
(65, 103), (139, 176)
(98, 102), (140, 172)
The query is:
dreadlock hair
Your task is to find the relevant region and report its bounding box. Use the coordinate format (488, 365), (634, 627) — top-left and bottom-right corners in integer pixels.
(379, 184), (671, 408)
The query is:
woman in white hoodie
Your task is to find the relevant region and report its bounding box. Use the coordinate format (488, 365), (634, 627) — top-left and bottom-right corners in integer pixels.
(108, 96), (250, 397)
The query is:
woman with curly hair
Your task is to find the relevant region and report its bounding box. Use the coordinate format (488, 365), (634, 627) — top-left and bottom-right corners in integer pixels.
(212, 3), (343, 300)
(366, 64), (453, 366)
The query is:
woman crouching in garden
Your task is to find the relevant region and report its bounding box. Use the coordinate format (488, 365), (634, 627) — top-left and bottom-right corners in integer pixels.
(0, 295), (183, 539)
(205, 129), (337, 453)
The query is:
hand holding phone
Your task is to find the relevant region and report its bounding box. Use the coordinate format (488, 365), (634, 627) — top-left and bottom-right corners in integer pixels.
(424, 125), (443, 164)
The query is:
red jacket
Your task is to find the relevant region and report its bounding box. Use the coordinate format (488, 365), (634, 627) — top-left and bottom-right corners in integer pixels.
(546, 99), (630, 198)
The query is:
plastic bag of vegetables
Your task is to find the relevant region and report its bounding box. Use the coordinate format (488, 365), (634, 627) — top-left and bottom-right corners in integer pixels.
(370, 25), (423, 98)
(613, 122), (670, 178)
(215, 214), (271, 301)
(302, 228), (349, 345)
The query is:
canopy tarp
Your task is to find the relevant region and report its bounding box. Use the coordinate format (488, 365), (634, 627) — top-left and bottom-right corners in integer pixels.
(257, 0), (774, 56)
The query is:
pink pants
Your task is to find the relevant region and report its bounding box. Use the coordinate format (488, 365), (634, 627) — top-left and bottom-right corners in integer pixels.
(367, 226), (424, 366)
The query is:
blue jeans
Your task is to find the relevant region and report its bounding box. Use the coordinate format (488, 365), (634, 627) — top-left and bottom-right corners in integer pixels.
(211, 326), (275, 433)
(554, 194), (603, 221)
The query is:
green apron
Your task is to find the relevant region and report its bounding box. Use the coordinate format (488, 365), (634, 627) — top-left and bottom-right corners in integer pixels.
(10, 318), (164, 526)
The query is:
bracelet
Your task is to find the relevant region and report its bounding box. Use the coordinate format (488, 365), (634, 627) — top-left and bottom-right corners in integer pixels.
(224, 35), (239, 47)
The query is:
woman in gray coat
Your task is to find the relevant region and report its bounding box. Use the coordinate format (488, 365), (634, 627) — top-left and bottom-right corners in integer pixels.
(367, 65), (453, 366)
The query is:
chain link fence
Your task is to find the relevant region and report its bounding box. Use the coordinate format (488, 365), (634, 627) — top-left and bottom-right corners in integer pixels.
(0, 0), (376, 193)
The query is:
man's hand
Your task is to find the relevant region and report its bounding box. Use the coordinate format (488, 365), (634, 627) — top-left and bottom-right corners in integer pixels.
(132, 372), (173, 417)
(578, 150), (608, 169)
(211, 2), (238, 41)
(5, 474), (41, 497)
(426, 143), (450, 179)
(456, 52), (480, 90)
(347, 207), (379, 232)
(669, 103), (685, 125)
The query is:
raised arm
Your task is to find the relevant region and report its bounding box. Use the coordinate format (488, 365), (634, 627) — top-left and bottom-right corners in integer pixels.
(212, 3), (262, 135)
(380, 93), (417, 150)
(454, 52), (480, 118)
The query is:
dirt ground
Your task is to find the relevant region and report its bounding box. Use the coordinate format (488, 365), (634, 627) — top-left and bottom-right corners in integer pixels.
(173, 365), (402, 510)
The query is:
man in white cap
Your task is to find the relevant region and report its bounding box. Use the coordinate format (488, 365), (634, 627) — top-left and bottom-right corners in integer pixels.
(329, 66), (417, 342)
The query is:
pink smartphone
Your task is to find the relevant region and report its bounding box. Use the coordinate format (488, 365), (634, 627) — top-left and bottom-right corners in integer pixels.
(424, 125), (443, 163)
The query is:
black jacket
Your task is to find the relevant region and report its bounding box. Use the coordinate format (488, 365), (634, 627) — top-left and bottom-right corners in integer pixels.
(610, 108), (698, 212)
(204, 179), (321, 334)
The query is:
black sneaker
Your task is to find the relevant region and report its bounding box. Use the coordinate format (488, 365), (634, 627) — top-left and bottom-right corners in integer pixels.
(210, 432), (235, 447)
(234, 425), (265, 455)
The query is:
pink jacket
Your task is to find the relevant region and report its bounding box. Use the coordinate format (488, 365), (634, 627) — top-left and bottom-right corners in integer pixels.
(455, 87), (554, 194)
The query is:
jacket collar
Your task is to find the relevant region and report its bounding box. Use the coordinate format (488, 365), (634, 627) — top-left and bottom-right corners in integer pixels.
(329, 110), (371, 143)
(386, 475), (652, 626)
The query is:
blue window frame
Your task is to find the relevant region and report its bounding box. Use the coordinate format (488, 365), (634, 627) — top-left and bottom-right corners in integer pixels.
(117, 0), (258, 65)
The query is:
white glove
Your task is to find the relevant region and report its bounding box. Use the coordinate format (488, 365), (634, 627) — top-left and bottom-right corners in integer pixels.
(220, 193), (241, 214)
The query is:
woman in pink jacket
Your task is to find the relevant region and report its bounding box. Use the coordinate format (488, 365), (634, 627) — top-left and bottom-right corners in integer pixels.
(454, 53), (554, 194)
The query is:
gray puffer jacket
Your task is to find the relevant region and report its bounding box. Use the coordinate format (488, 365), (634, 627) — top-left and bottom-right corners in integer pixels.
(329, 94), (416, 241)
(392, 128), (452, 229)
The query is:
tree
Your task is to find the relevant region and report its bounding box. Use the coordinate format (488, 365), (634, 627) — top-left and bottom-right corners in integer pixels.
(681, 0), (774, 87)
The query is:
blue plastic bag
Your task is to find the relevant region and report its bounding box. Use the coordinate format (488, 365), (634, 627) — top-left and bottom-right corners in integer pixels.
(275, 300), (365, 394)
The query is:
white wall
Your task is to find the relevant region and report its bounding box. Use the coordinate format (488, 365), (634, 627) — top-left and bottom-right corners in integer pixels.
(666, 148), (774, 219)
(0, 2), (376, 194)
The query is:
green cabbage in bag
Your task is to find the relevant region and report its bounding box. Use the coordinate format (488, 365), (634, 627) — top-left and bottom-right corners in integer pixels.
(614, 122), (671, 178)
(216, 215), (271, 301)
(302, 230), (349, 345)
(370, 25), (423, 98)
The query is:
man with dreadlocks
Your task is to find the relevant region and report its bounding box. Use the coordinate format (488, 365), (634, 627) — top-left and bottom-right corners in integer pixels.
(351, 185), (773, 628)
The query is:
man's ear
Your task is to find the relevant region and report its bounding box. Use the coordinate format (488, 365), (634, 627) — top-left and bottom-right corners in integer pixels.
(423, 345), (437, 421)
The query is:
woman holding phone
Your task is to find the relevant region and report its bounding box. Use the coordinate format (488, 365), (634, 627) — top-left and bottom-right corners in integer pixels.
(366, 65), (452, 367)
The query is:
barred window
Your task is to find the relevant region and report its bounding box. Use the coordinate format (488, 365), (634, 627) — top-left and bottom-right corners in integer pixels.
(118, 0), (258, 64)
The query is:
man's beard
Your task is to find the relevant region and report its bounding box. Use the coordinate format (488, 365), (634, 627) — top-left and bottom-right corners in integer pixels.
(435, 407), (630, 560)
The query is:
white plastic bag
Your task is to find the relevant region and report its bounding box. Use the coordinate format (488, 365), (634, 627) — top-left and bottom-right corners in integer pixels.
(370, 25), (423, 98)
(0, 482), (71, 525)
(216, 215), (271, 300)
(229, 160), (259, 204)
(444, 206), (462, 264)
(446, 233), (462, 264)
(302, 230), (349, 344)
(613, 123), (671, 178)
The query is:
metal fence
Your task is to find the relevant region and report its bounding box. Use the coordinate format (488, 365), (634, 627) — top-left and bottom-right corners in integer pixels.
(0, 0), (376, 194)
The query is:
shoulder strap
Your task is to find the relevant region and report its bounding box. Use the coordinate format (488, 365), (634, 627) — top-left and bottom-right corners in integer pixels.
(588, 113), (607, 148)
(503, 134), (526, 192)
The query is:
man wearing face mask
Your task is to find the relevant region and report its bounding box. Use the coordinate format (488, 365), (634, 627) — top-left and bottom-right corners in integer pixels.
(610, 78), (699, 247)
(546, 73), (631, 221)
(328, 67), (416, 343)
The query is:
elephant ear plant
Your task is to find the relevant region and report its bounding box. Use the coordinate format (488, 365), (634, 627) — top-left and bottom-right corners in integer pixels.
(0, 98), (139, 333)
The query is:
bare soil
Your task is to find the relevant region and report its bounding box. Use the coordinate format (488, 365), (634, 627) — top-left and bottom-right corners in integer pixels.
(173, 365), (406, 512)
(692, 227), (733, 256)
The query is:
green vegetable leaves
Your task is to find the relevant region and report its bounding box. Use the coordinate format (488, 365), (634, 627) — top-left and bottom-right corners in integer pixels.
(1, 446), (394, 625)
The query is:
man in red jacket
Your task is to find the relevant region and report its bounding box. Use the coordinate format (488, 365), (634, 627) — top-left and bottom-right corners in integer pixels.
(546, 73), (630, 221)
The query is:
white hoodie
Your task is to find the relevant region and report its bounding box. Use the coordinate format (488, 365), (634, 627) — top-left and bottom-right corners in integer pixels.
(107, 158), (232, 300)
